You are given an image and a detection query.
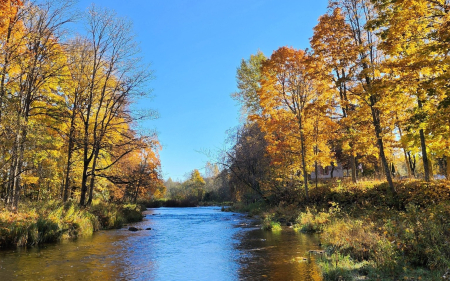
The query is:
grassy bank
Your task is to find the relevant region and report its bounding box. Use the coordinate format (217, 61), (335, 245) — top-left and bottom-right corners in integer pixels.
(230, 180), (450, 280)
(0, 200), (144, 248)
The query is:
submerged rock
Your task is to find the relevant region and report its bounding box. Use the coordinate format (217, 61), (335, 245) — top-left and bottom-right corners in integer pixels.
(145, 227), (152, 230)
(308, 250), (325, 255)
(292, 257), (308, 263)
(128, 227), (139, 231)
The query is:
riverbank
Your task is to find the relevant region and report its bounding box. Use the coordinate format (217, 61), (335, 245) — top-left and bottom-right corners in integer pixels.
(0, 200), (144, 248)
(229, 180), (450, 280)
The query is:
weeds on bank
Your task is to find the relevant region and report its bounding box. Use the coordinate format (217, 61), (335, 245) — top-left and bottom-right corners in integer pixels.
(0, 200), (144, 248)
(219, 179), (450, 278)
(294, 203), (339, 233)
(226, 200), (267, 217)
(261, 213), (282, 231)
(0, 200), (97, 247)
(299, 204), (449, 280)
(293, 180), (450, 280)
(240, 180), (450, 279)
(90, 202), (143, 229)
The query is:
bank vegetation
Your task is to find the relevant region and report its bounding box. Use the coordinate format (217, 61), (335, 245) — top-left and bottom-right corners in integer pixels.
(218, 0), (450, 279)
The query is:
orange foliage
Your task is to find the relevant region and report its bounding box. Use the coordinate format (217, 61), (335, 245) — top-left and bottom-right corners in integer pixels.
(0, 0), (22, 34)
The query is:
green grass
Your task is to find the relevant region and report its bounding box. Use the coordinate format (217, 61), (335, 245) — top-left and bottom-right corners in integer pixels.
(261, 213), (282, 231)
(0, 200), (144, 248)
(224, 200), (267, 216)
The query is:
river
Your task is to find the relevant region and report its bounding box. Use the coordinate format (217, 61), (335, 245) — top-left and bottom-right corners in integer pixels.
(0, 207), (323, 280)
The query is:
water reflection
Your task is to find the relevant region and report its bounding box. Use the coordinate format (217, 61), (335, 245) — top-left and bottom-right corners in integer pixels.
(0, 230), (138, 280)
(237, 226), (323, 280)
(0, 207), (322, 281)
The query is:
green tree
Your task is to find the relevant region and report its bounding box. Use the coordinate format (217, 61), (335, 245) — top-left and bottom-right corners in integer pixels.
(232, 50), (266, 118)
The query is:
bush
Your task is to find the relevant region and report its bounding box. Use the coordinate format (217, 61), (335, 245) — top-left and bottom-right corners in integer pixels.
(261, 213), (282, 231)
(295, 207), (332, 233)
(89, 202), (143, 229)
(322, 218), (396, 267)
(383, 203), (450, 270)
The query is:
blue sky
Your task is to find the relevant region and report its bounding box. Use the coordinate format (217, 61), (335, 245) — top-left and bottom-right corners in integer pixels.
(76, 0), (329, 181)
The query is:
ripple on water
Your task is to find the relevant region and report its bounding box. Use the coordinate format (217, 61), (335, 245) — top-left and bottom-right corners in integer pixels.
(0, 207), (322, 281)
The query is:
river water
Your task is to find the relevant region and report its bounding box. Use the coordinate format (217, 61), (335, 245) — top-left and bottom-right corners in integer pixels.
(0, 207), (322, 280)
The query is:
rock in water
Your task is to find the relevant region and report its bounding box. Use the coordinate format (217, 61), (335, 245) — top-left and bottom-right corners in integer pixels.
(128, 227), (139, 232)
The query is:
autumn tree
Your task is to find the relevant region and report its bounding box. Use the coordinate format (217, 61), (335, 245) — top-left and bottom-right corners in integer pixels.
(0, 0), (24, 201)
(4, 0), (74, 209)
(60, 37), (91, 202)
(372, 0), (450, 180)
(106, 138), (163, 203)
(255, 47), (333, 200)
(311, 7), (363, 182)
(327, 0), (397, 193)
(0, 0), (163, 209)
(183, 169), (206, 201)
(77, 5), (154, 206)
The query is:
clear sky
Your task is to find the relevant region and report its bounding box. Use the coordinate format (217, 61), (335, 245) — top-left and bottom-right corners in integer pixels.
(75, 0), (329, 181)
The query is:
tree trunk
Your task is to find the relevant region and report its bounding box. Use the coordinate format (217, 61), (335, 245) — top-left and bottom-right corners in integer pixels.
(300, 129), (308, 200)
(369, 99), (395, 193)
(446, 156), (450, 180)
(418, 128), (430, 181)
(330, 162), (335, 178)
(134, 183), (139, 204)
(0, 21), (13, 121)
(315, 160), (318, 189)
(407, 151), (416, 177)
(350, 155), (357, 183)
(397, 125), (412, 177)
(63, 100), (77, 202)
(6, 135), (18, 206)
(7, 108), (22, 208)
(86, 148), (99, 206)
(13, 125), (27, 209)
(417, 99), (430, 182)
(80, 159), (89, 206)
(79, 115), (91, 206)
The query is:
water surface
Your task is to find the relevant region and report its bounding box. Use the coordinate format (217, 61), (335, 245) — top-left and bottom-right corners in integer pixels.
(0, 207), (322, 280)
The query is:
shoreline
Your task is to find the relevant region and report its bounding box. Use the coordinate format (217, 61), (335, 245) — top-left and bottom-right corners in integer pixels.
(0, 201), (145, 249)
(223, 180), (450, 280)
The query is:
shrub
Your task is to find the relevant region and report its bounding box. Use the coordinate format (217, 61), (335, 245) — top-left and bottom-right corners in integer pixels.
(383, 203), (450, 270)
(322, 218), (397, 267)
(0, 201), (100, 247)
(295, 207), (332, 233)
(0, 200), (146, 248)
(261, 213), (282, 231)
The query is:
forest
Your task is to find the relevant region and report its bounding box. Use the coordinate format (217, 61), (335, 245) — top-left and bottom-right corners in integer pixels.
(209, 0), (450, 279)
(0, 0), (164, 247)
(225, 0), (450, 201)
